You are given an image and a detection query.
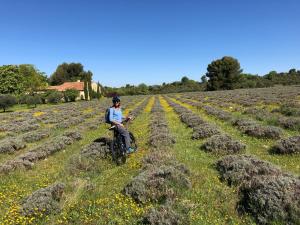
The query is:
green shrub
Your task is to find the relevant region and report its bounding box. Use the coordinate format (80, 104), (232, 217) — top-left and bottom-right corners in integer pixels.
(272, 136), (300, 154)
(64, 89), (79, 102)
(21, 183), (65, 216)
(0, 94), (17, 112)
(38, 91), (53, 104)
(216, 154), (282, 186)
(238, 175), (300, 225)
(142, 205), (189, 225)
(46, 91), (63, 103)
(123, 165), (191, 204)
(18, 94), (28, 104)
(278, 103), (300, 117)
(201, 134), (246, 155)
(26, 95), (42, 108)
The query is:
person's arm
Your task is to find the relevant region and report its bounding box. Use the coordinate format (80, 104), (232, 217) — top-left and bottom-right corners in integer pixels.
(121, 111), (132, 123)
(121, 109), (132, 121)
(123, 116), (132, 122)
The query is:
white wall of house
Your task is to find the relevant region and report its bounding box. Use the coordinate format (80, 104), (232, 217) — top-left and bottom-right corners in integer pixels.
(92, 82), (101, 93)
(78, 91), (85, 100)
(92, 82), (97, 92)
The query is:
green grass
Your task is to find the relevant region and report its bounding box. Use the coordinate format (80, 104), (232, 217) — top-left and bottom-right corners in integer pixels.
(0, 98), (150, 224)
(1, 103), (64, 113)
(0, 123), (109, 223)
(180, 96), (299, 136)
(50, 111), (151, 224)
(170, 97), (300, 175)
(45, 97), (154, 224)
(0, 99), (107, 114)
(0, 94), (298, 225)
(160, 97), (255, 225)
(0, 116), (96, 164)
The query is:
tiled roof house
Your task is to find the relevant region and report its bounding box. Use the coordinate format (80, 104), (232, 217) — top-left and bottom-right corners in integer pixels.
(47, 80), (101, 100)
(47, 81), (84, 92)
(47, 80), (95, 100)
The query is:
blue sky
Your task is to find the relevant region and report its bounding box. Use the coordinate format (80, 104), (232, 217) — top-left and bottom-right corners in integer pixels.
(0, 0), (299, 87)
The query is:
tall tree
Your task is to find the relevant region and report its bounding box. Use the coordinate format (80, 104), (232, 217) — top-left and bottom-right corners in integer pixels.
(206, 56), (242, 90)
(0, 65), (25, 94)
(137, 83), (148, 94)
(181, 76), (189, 84)
(86, 71), (93, 100)
(264, 71), (277, 80)
(83, 73), (89, 100)
(19, 64), (47, 93)
(201, 75), (207, 83)
(288, 68), (297, 75)
(49, 63), (84, 85)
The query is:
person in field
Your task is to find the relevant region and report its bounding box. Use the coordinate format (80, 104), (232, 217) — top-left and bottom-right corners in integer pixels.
(109, 96), (135, 153)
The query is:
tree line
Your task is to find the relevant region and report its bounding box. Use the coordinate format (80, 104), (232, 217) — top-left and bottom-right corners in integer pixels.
(1, 57), (299, 108)
(204, 56), (300, 91)
(104, 56), (300, 96)
(0, 63), (102, 112)
(103, 76), (205, 96)
(0, 64), (48, 95)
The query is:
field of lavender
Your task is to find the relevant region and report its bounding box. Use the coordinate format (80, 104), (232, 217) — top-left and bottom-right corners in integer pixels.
(0, 86), (299, 225)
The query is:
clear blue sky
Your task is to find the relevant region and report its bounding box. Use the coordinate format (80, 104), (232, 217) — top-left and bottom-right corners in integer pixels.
(1, 0), (299, 87)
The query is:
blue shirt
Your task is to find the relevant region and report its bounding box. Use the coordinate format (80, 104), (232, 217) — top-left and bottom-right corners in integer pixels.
(109, 107), (123, 123)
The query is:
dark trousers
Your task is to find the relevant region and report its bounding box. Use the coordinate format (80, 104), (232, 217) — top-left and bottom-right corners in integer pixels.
(116, 125), (131, 149)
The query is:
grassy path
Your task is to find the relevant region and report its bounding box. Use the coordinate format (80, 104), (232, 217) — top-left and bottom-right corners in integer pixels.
(178, 96), (299, 137)
(0, 123), (108, 224)
(169, 97), (300, 175)
(0, 98), (149, 224)
(2, 103), (65, 113)
(47, 96), (155, 224)
(159, 96), (254, 225)
(0, 114), (100, 164)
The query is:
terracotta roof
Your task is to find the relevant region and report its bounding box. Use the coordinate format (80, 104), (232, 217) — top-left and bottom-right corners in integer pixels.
(47, 82), (84, 91)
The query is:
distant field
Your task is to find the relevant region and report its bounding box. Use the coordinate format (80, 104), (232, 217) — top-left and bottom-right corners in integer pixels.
(0, 86), (299, 225)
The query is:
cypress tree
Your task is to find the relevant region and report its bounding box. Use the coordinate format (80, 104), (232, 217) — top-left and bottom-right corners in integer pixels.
(83, 74), (89, 100)
(87, 71), (93, 100)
